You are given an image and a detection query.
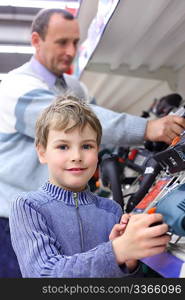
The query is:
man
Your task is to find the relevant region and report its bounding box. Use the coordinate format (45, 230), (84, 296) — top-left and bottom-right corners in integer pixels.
(0, 8), (184, 277)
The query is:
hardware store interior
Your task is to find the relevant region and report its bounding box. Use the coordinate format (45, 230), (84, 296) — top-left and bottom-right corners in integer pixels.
(1, 0), (185, 279)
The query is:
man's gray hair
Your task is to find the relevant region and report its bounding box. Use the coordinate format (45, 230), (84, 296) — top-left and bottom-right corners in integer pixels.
(31, 8), (75, 40)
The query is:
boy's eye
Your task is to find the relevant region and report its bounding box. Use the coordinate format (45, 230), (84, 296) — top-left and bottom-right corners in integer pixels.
(83, 144), (92, 149)
(59, 145), (68, 150)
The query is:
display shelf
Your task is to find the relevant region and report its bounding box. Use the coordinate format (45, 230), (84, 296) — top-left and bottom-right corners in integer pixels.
(77, 0), (185, 88)
(76, 0), (185, 113)
(142, 252), (184, 278)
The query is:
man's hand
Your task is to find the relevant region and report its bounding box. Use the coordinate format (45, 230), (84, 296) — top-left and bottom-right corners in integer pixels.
(145, 115), (185, 144)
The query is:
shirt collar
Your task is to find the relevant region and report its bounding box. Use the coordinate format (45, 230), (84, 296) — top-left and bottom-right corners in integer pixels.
(41, 181), (96, 206)
(30, 56), (57, 88)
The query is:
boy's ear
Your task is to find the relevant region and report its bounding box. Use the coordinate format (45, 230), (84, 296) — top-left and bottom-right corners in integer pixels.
(36, 144), (47, 164)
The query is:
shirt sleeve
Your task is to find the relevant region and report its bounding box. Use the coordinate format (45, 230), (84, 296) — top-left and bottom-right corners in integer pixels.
(19, 89), (147, 146)
(0, 71), (147, 146)
(90, 104), (147, 147)
(9, 197), (142, 278)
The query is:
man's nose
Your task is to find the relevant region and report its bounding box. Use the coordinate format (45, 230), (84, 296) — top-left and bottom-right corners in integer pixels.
(66, 43), (76, 57)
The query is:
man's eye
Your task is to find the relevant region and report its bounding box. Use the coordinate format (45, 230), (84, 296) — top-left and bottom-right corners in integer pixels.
(58, 40), (67, 46)
(74, 40), (79, 47)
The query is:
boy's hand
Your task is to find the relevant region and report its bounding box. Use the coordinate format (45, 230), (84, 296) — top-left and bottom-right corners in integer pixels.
(109, 214), (130, 240)
(109, 223), (126, 240)
(109, 213), (139, 272)
(112, 213), (171, 265)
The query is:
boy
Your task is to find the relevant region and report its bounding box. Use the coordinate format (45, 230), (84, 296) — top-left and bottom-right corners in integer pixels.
(9, 95), (170, 277)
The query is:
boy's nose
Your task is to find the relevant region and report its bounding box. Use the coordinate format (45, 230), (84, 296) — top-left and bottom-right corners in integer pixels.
(71, 149), (82, 162)
(72, 157), (82, 162)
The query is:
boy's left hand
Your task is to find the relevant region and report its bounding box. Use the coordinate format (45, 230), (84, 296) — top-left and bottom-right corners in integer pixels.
(109, 213), (130, 240)
(109, 213), (138, 272)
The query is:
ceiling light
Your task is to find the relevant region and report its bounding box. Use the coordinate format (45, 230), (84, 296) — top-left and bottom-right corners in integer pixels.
(0, 45), (34, 54)
(0, 73), (8, 80)
(0, 1), (80, 9)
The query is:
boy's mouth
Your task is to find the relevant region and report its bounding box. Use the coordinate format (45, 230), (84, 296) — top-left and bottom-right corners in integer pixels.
(67, 168), (86, 171)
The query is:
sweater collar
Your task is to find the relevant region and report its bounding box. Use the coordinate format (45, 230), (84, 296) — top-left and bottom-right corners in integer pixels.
(42, 182), (96, 206)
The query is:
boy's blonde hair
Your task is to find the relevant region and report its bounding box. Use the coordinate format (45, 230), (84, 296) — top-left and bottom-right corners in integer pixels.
(35, 94), (102, 148)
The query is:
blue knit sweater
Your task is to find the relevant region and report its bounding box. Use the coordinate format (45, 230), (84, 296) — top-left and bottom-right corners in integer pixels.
(9, 182), (142, 278)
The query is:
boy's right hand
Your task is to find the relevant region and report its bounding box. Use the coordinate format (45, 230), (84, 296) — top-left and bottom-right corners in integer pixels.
(112, 213), (171, 265)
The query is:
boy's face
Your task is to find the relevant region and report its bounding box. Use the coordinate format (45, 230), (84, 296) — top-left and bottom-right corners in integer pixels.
(37, 123), (99, 192)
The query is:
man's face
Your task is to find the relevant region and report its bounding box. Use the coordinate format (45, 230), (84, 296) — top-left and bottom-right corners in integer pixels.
(33, 14), (80, 75)
(37, 123), (99, 192)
